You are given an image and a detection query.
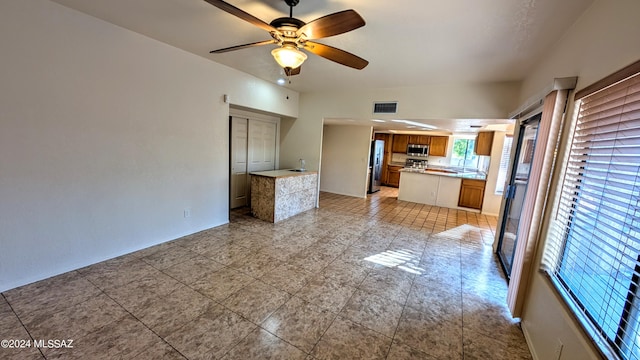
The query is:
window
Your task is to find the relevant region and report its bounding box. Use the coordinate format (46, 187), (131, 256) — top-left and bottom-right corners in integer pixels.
(543, 64), (640, 360)
(451, 137), (478, 169)
(496, 136), (513, 194)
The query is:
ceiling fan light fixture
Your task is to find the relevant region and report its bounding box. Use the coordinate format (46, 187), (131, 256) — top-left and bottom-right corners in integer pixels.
(271, 46), (307, 69)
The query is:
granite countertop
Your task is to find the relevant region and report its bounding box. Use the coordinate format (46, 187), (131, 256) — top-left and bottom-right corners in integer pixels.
(400, 168), (487, 180)
(250, 169), (318, 178)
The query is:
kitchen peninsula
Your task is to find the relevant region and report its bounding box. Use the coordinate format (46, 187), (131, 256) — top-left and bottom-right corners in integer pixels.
(398, 168), (487, 210)
(250, 170), (318, 223)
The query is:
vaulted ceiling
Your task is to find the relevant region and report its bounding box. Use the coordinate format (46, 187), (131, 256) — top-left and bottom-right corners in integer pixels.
(50, 0), (594, 94)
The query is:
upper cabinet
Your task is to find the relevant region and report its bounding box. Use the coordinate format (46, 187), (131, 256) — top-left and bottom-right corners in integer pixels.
(474, 131), (494, 156)
(389, 134), (449, 156)
(409, 135), (431, 145)
(429, 136), (448, 157)
(391, 134), (409, 153)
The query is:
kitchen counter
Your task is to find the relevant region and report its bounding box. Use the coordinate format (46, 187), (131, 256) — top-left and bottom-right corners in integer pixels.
(398, 167), (488, 211)
(250, 170), (318, 223)
(400, 168), (487, 180)
(250, 169), (318, 178)
(398, 171), (463, 208)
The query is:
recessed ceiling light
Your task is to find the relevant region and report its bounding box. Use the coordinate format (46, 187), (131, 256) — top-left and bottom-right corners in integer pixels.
(391, 119), (437, 129)
(276, 78), (286, 85)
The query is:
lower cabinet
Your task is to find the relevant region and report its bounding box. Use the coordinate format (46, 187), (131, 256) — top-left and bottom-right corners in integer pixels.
(386, 166), (403, 187)
(458, 179), (486, 210)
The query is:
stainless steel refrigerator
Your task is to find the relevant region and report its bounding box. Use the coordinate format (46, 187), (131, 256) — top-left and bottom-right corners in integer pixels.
(368, 140), (384, 193)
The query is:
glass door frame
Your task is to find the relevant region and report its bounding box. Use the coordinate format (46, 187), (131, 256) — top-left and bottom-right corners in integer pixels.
(496, 113), (541, 280)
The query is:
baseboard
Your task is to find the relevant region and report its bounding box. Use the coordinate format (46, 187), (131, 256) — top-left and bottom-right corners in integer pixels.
(521, 320), (540, 360)
(319, 189), (367, 199)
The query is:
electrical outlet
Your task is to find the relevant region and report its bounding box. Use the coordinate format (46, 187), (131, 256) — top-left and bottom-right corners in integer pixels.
(184, 209), (191, 218)
(554, 339), (564, 360)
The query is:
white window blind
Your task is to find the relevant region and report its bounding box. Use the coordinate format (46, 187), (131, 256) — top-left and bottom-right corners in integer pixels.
(543, 69), (640, 359)
(496, 136), (513, 194)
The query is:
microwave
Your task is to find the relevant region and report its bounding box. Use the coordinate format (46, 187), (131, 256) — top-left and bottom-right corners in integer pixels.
(407, 144), (429, 157)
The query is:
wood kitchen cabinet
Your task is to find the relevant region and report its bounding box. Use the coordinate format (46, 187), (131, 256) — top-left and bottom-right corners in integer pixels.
(429, 136), (449, 156)
(474, 131), (494, 156)
(409, 135), (431, 145)
(374, 133), (392, 184)
(386, 165), (403, 187)
(458, 179), (486, 210)
(391, 135), (409, 153)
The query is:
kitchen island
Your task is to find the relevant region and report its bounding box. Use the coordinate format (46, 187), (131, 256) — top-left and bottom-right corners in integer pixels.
(250, 170), (318, 223)
(398, 168), (486, 210)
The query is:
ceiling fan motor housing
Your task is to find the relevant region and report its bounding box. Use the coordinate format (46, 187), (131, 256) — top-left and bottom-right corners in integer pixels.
(269, 17), (305, 44)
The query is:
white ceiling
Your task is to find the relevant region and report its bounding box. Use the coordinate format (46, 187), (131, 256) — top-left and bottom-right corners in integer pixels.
(49, 0), (594, 132)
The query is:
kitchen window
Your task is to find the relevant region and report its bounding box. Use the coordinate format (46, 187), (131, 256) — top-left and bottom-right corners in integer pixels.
(451, 137), (479, 169)
(542, 62), (640, 360)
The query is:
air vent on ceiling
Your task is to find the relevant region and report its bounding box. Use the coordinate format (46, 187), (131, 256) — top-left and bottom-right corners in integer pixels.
(373, 101), (398, 114)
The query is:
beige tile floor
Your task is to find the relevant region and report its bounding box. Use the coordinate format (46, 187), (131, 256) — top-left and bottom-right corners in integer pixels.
(1, 187), (532, 359)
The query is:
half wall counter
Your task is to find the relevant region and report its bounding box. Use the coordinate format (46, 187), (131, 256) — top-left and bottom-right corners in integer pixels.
(398, 168), (487, 210)
(250, 170), (318, 223)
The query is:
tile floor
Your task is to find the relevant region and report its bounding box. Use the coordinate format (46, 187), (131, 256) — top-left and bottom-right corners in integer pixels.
(1, 187), (532, 359)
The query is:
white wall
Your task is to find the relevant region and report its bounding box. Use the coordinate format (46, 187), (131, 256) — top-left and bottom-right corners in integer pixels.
(481, 132), (507, 216)
(0, 0), (298, 292)
(320, 125), (373, 198)
(517, 0), (640, 359)
(280, 82), (521, 191)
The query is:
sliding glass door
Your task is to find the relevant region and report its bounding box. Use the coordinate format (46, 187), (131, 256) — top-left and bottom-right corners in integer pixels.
(497, 114), (541, 279)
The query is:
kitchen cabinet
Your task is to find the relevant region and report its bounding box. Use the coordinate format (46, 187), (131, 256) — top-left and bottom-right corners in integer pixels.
(387, 165), (403, 187)
(458, 179), (486, 210)
(409, 135), (431, 145)
(429, 136), (449, 156)
(474, 131), (494, 156)
(374, 133), (392, 184)
(391, 135), (409, 153)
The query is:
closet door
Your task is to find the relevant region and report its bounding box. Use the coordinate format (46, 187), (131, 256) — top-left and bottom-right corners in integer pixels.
(230, 117), (248, 209)
(248, 120), (276, 172)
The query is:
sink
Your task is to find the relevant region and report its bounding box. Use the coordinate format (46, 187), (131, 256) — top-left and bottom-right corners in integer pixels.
(424, 168), (457, 174)
(289, 169), (306, 172)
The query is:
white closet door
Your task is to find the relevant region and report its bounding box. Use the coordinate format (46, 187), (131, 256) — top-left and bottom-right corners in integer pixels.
(230, 117), (248, 209)
(248, 120), (277, 172)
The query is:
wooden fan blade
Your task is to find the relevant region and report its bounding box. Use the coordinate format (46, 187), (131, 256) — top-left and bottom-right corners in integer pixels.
(297, 10), (365, 39)
(203, 0), (276, 32)
(304, 41), (368, 70)
(284, 66), (301, 76)
(210, 39), (277, 53)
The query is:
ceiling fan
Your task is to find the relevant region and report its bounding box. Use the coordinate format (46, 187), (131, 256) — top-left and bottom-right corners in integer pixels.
(205, 0), (369, 76)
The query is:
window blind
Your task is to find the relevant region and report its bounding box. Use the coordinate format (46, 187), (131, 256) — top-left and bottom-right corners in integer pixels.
(496, 136), (513, 194)
(543, 70), (640, 359)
